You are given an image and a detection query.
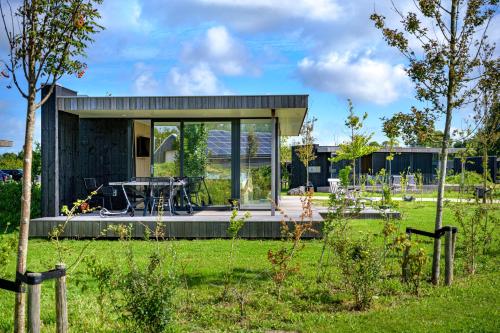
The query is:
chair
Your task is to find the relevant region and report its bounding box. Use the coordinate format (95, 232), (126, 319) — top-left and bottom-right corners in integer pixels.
(149, 177), (174, 215)
(186, 176), (204, 206)
(328, 178), (341, 195)
(407, 174), (417, 192)
(83, 177), (104, 208)
(129, 177), (150, 206)
(84, 178), (98, 193)
(391, 175), (402, 192)
(101, 186), (118, 210)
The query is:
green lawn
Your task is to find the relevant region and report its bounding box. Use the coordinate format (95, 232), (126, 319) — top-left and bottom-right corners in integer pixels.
(0, 202), (498, 332)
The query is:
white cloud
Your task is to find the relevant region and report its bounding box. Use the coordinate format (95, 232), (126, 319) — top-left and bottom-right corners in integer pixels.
(198, 0), (342, 22)
(181, 26), (258, 76)
(132, 63), (160, 95)
(166, 63), (229, 95)
(100, 0), (152, 33)
(297, 52), (411, 105)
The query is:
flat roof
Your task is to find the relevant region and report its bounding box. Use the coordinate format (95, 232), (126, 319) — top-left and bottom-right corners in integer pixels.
(316, 145), (464, 154)
(57, 94), (308, 136)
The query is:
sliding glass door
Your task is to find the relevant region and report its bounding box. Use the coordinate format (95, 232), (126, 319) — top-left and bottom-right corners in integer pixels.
(240, 119), (272, 208)
(151, 119), (273, 209)
(152, 122), (181, 177)
(184, 121), (232, 206)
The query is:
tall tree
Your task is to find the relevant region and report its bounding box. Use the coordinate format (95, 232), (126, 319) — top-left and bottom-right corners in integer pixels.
(371, 0), (497, 285)
(295, 117), (317, 187)
(473, 58), (499, 202)
(0, 1), (103, 331)
(382, 116), (401, 180)
(183, 123), (209, 177)
(331, 100), (379, 186)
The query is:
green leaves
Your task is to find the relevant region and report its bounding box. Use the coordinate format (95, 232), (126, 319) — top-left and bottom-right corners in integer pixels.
(371, 0), (497, 150)
(1, 0), (104, 100)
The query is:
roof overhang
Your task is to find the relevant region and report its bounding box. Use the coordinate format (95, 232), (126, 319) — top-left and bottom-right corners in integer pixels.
(57, 95), (308, 136)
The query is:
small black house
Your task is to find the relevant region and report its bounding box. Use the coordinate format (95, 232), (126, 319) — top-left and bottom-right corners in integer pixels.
(290, 145), (470, 189)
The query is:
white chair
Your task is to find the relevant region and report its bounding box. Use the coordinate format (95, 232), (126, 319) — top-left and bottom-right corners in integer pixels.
(407, 174), (417, 192)
(328, 178), (341, 194)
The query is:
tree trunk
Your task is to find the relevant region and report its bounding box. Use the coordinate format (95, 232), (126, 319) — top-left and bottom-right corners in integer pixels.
(14, 90), (37, 333)
(352, 159), (356, 187)
(432, 0), (457, 286)
(306, 160), (309, 186)
(482, 147), (487, 204)
(460, 160), (465, 195)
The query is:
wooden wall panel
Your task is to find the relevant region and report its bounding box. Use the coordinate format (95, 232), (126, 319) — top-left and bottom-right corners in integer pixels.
(58, 111), (80, 207)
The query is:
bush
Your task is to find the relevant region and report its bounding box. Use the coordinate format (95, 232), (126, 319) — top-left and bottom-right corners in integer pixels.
(0, 181), (41, 231)
(446, 170), (485, 186)
(451, 203), (498, 275)
(336, 234), (382, 310)
(339, 166), (352, 187)
(120, 251), (176, 333)
(83, 224), (177, 332)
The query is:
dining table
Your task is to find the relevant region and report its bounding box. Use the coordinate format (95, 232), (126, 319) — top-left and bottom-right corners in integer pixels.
(108, 179), (193, 216)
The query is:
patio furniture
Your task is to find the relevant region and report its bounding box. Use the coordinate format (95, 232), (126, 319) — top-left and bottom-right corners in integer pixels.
(150, 177), (175, 215)
(107, 178), (193, 216)
(391, 175), (402, 192)
(129, 176), (150, 208)
(328, 178), (341, 195)
(407, 174), (417, 192)
(101, 185), (118, 210)
(186, 176), (204, 206)
(83, 177), (104, 208)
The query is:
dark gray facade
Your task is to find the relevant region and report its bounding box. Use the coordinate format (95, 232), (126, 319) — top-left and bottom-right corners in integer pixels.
(290, 145), (468, 189)
(41, 85), (308, 217)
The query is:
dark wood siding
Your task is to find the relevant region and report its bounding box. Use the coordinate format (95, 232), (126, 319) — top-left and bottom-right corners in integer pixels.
(413, 153), (434, 174)
(372, 153), (387, 174)
(41, 86), (77, 217)
(79, 119), (132, 188)
(58, 111), (80, 208)
(58, 95), (308, 111)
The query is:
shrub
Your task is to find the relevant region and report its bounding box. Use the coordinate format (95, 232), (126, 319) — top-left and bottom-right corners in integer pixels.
(268, 189), (317, 299)
(451, 203), (498, 274)
(120, 250), (176, 333)
(393, 233), (428, 296)
(0, 181), (41, 231)
(83, 224), (177, 332)
(446, 170), (485, 186)
(0, 233), (16, 276)
(222, 208), (250, 300)
(336, 234), (382, 310)
(339, 166), (352, 187)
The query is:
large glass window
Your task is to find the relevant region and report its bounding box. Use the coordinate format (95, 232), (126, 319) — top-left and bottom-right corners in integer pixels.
(153, 122), (180, 177)
(240, 119), (272, 208)
(184, 121), (232, 206)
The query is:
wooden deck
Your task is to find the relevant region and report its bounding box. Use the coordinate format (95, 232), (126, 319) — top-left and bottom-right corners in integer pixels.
(29, 197), (400, 239)
(29, 211), (323, 239)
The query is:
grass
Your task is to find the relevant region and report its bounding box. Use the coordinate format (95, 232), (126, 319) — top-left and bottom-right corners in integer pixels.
(0, 202), (498, 332)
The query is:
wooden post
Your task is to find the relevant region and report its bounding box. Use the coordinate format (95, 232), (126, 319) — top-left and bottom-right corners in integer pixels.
(444, 229), (454, 286)
(402, 233), (411, 282)
(55, 264), (68, 333)
(452, 230), (457, 259)
(271, 109), (277, 216)
(27, 273), (41, 333)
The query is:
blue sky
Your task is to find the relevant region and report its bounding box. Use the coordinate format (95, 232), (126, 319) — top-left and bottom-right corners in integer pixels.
(0, 0), (499, 153)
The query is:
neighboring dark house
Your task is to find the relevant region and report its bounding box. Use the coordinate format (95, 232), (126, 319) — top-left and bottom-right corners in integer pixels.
(453, 156), (498, 183)
(290, 145), (483, 189)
